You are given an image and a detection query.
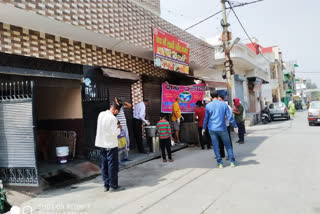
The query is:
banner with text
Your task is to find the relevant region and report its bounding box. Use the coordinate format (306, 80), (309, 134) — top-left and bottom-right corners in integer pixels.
(153, 27), (190, 74)
(161, 82), (206, 113)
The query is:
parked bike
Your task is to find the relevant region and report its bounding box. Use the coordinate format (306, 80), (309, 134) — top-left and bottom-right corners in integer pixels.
(261, 106), (272, 124)
(0, 180), (11, 213)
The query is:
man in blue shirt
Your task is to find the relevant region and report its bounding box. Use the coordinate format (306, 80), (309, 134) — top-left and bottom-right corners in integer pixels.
(202, 91), (238, 168)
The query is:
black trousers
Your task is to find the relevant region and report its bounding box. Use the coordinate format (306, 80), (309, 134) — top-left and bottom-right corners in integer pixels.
(237, 121), (245, 142)
(218, 126), (233, 158)
(101, 148), (119, 189)
(160, 138), (172, 160)
(198, 127), (211, 149)
(133, 118), (144, 153)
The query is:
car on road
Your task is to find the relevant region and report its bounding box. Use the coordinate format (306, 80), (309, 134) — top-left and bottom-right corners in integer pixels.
(308, 101), (320, 126)
(269, 102), (290, 121)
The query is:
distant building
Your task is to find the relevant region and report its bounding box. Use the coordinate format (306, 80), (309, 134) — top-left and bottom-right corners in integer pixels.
(210, 38), (272, 125)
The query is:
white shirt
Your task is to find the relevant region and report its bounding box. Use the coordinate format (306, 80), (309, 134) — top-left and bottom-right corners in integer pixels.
(133, 102), (147, 123)
(95, 110), (120, 149)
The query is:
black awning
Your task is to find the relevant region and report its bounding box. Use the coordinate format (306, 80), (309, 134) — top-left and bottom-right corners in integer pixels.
(247, 76), (269, 84)
(101, 67), (139, 81)
(0, 65), (83, 80)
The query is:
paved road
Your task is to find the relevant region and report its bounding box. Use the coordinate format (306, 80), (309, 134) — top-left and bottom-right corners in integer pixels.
(19, 110), (320, 214)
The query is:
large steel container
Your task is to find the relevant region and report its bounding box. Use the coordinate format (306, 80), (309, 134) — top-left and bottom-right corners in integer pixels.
(145, 126), (157, 137)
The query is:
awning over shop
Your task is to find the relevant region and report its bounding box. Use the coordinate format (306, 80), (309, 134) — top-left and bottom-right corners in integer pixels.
(0, 65), (83, 80)
(247, 76), (269, 84)
(204, 80), (228, 88)
(101, 67), (139, 81)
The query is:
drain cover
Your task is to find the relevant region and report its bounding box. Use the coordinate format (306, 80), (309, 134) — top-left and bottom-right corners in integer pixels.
(43, 171), (77, 187)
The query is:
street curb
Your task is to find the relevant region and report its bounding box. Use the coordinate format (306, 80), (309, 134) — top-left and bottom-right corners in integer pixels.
(119, 144), (188, 171)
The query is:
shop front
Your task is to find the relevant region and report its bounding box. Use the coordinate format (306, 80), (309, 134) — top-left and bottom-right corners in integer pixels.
(0, 4), (216, 185)
(0, 53), (83, 186)
(82, 66), (139, 161)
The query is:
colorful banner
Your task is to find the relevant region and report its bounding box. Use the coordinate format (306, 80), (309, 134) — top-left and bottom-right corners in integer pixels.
(153, 27), (190, 74)
(161, 82), (206, 113)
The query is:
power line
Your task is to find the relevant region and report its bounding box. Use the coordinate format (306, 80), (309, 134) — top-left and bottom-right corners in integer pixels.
(162, 7), (199, 19)
(185, 11), (222, 31)
(227, 0), (271, 63)
(184, 0), (264, 31)
(296, 72), (320, 74)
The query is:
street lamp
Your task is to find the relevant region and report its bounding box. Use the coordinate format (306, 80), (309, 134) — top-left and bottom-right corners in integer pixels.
(229, 37), (241, 52)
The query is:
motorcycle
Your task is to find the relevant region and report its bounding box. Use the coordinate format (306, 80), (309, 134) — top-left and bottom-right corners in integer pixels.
(0, 180), (11, 213)
(261, 106), (271, 124)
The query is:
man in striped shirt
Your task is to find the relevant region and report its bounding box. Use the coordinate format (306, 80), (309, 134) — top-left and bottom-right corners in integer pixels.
(156, 113), (173, 162)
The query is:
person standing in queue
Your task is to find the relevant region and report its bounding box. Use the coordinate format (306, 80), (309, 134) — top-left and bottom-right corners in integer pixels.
(95, 103), (125, 192)
(115, 97), (132, 161)
(218, 95), (233, 160)
(172, 97), (184, 145)
(156, 113), (173, 162)
(202, 91), (238, 168)
(233, 98), (245, 144)
(133, 99), (150, 154)
(195, 100), (210, 150)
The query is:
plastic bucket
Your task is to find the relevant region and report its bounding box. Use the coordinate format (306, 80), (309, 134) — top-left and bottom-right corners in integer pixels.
(56, 146), (69, 164)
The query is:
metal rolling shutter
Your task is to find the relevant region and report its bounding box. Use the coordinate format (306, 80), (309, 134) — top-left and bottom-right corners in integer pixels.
(0, 81), (39, 186)
(102, 79), (134, 145)
(143, 82), (161, 125)
(102, 79), (133, 120)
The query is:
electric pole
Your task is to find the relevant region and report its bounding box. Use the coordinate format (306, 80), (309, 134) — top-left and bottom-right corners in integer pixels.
(221, 0), (234, 104)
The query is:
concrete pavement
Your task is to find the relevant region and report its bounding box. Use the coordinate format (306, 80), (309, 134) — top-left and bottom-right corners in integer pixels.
(14, 110), (320, 214)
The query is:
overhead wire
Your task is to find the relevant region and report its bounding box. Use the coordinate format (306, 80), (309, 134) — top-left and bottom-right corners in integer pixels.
(185, 11), (223, 31)
(295, 72), (320, 74)
(184, 0), (264, 31)
(226, 0), (271, 63)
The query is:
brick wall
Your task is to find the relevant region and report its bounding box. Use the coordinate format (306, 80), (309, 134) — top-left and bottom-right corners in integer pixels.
(132, 0), (161, 15)
(0, 0), (214, 68)
(0, 23), (169, 105)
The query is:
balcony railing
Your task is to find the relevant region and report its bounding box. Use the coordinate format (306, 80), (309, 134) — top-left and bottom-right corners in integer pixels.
(215, 43), (271, 74)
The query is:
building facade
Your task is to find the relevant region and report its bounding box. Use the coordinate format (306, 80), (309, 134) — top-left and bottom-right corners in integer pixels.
(212, 40), (271, 125)
(283, 61), (297, 106)
(261, 46), (285, 103)
(0, 0), (216, 186)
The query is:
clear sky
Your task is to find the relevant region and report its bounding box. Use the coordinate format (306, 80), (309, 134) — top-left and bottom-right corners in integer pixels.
(160, 0), (320, 86)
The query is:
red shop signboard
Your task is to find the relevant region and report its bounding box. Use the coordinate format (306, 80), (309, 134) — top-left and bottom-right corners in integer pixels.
(153, 27), (190, 74)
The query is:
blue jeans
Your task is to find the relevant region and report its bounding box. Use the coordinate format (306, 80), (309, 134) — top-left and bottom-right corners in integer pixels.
(209, 130), (235, 164)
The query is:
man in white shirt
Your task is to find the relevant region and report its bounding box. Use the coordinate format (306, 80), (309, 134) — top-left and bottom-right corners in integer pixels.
(95, 103), (124, 192)
(133, 99), (150, 153)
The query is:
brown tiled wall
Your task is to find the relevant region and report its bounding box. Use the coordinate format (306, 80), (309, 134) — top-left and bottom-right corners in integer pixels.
(132, 0), (161, 15)
(0, 0), (214, 68)
(0, 23), (167, 105)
